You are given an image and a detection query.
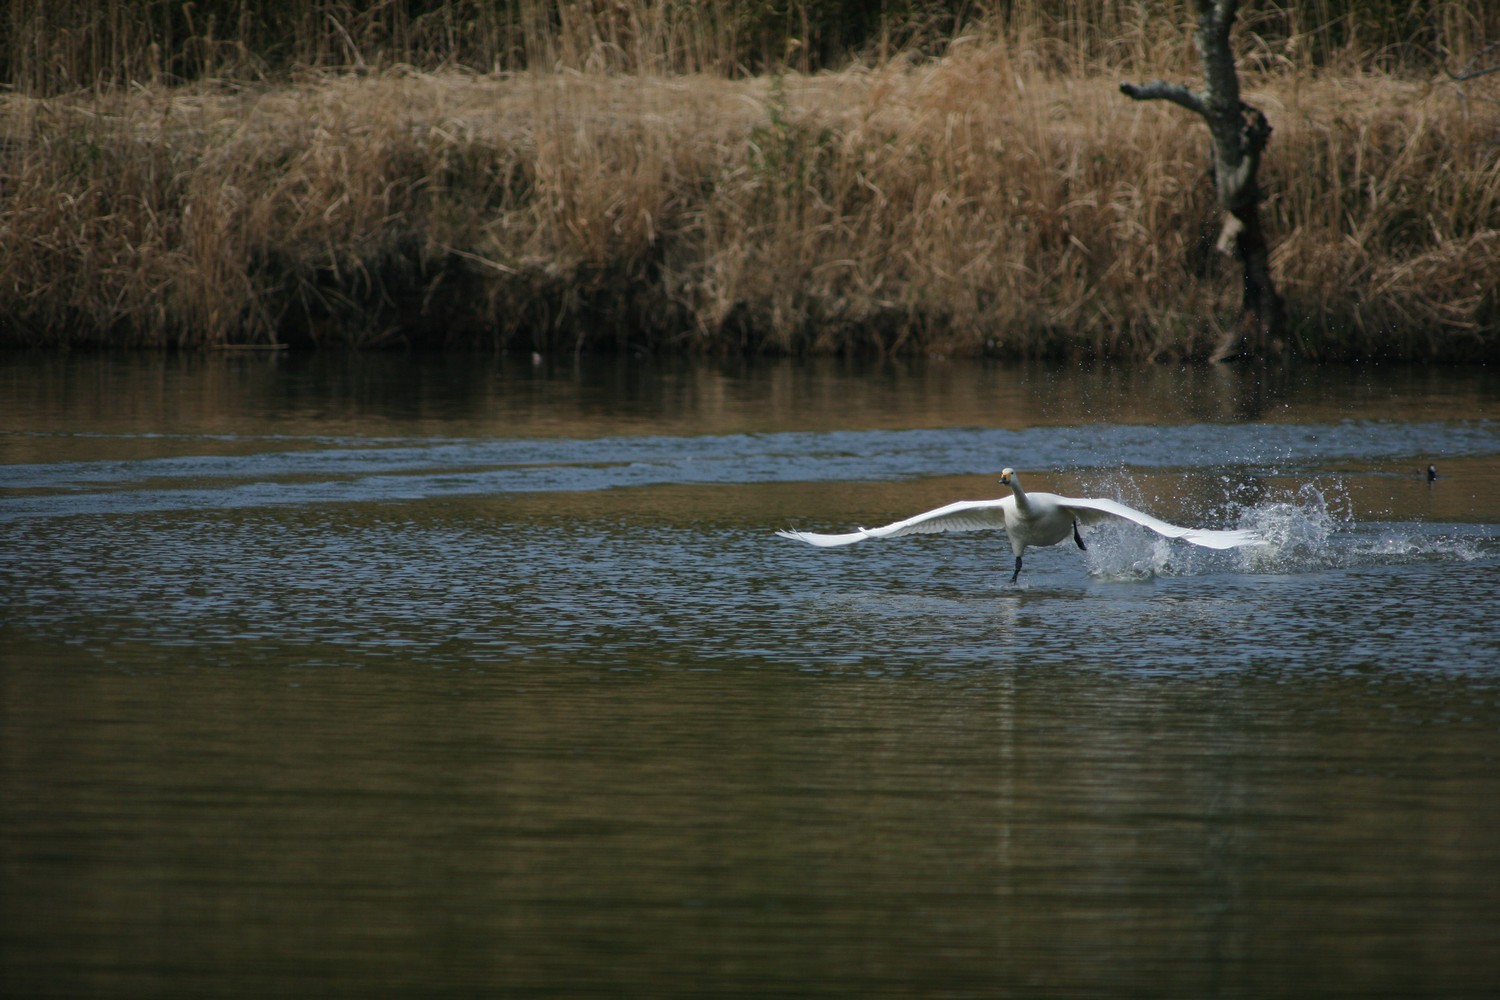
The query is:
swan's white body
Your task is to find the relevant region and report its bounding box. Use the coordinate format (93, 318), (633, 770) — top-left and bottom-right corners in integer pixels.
(777, 468), (1262, 583)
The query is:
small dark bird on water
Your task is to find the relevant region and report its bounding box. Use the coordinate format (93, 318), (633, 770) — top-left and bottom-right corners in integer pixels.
(1427, 464), (1439, 482)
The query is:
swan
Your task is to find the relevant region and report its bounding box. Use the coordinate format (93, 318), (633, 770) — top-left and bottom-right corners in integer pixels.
(777, 467), (1264, 584)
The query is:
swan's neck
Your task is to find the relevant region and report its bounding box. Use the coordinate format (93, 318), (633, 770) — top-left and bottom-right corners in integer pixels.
(1007, 479), (1030, 510)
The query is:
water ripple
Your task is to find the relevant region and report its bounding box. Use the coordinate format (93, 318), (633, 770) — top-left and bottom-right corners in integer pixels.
(2, 419), (1491, 521)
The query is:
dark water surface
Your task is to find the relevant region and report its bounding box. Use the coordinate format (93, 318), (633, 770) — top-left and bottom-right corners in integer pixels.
(3, 354), (1498, 998)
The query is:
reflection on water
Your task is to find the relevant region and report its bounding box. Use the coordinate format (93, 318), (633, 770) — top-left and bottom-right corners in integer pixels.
(6, 656), (1498, 998)
(2, 354), (1499, 998)
(3, 351), (1496, 452)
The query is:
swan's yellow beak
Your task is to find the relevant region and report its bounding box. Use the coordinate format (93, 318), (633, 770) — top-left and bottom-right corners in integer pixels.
(998, 472), (1011, 485)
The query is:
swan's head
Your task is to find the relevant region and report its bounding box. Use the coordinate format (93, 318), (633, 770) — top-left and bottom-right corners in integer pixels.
(998, 468), (1017, 487)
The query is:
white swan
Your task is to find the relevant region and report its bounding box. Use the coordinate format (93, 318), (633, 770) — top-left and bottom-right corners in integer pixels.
(777, 467), (1263, 584)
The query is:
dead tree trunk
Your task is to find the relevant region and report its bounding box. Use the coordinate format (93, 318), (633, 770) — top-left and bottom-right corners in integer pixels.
(1120, 0), (1286, 362)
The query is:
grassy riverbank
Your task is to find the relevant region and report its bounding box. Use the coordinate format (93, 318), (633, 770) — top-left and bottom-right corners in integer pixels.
(3, 7), (1498, 359)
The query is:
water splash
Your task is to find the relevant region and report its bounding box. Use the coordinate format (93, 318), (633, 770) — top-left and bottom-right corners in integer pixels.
(1354, 531), (1485, 563)
(1074, 476), (1493, 580)
(1074, 467), (1284, 581)
(1237, 482), (1345, 573)
(1079, 521), (1175, 581)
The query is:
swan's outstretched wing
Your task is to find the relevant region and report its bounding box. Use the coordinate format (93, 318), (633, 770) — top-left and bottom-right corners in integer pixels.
(1059, 496), (1262, 549)
(777, 498), (1010, 547)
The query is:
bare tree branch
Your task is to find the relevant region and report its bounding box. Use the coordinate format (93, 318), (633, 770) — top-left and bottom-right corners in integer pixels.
(1118, 80), (1207, 117)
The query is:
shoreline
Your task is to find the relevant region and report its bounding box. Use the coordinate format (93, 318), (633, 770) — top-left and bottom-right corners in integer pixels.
(2, 54), (1496, 361)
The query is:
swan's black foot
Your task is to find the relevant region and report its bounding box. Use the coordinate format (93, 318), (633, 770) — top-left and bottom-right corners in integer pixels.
(1073, 520), (1086, 550)
(1009, 555), (1022, 585)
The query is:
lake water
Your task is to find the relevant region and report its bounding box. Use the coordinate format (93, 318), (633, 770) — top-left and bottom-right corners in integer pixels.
(2, 353), (1498, 998)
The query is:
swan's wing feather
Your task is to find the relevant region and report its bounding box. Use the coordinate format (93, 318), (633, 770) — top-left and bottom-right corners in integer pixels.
(1059, 496), (1263, 549)
(777, 498), (1010, 547)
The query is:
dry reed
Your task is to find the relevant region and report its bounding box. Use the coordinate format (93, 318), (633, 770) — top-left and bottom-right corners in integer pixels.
(2, 4), (1497, 358)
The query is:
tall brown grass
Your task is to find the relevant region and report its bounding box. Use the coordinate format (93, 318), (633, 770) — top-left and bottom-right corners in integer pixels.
(9, 1), (1497, 93)
(1, 3), (1497, 358)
